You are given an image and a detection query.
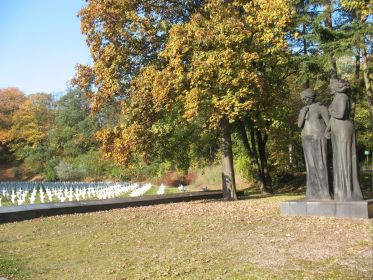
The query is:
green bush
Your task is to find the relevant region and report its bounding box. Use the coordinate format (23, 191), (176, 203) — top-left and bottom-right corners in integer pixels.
(72, 150), (107, 179)
(55, 160), (85, 181)
(73, 150), (133, 181)
(105, 164), (130, 181)
(44, 158), (59, 181)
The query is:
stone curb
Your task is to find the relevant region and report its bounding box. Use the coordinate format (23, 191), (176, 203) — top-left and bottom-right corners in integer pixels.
(0, 190), (244, 223)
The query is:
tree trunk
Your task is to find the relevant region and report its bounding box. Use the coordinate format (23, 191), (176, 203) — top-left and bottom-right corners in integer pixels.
(246, 120), (266, 189)
(237, 120), (261, 183)
(302, 22), (310, 88)
(362, 46), (373, 130)
(256, 130), (273, 193)
(220, 117), (237, 201)
(324, 1), (337, 75)
(350, 52), (361, 120)
(237, 120), (252, 155)
(351, 7), (362, 120)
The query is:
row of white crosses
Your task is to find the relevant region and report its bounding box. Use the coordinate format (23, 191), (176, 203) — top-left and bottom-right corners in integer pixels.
(129, 183), (152, 197)
(0, 182), (149, 206)
(157, 184), (166, 195)
(0, 182), (184, 207)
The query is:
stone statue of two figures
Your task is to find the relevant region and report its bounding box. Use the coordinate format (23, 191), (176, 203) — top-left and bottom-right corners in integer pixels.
(298, 77), (363, 202)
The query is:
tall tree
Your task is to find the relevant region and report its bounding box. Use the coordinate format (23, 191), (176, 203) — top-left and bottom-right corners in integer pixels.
(73, 0), (205, 111)
(7, 93), (55, 172)
(339, 0), (372, 128)
(74, 0), (294, 197)
(48, 89), (99, 158)
(131, 0), (293, 195)
(0, 88), (26, 161)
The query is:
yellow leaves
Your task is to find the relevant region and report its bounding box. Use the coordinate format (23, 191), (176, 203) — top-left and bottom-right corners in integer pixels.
(340, 0), (370, 11)
(0, 88), (26, 134)
(97, 122), (154, 167)
(8, 94), (55, 146)
(154, 0), (291, 130)
(183, 88), (203, 122)
(0, 129), (9, 144)
(340, 0), (372, 19)
(243, 0), (293, 50)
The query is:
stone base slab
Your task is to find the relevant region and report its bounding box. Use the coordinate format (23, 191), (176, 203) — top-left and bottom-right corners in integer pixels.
(280, 199), (373, 219)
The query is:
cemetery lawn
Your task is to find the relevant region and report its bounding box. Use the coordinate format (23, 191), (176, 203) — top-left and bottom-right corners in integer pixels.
(0, 193), (372, 280)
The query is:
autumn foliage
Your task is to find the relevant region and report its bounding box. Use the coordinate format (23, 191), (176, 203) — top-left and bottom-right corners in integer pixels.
(74, 0), (293, 170)
(1, 0), (371, 188)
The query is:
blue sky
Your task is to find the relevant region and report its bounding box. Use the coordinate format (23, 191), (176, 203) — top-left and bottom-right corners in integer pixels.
(0, 0), (91, 95)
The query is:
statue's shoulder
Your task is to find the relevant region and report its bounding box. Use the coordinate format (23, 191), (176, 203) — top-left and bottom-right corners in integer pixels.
(315, 102), (327, 109)
(339, 93), (349, 100)
(334, 93), (348, 101)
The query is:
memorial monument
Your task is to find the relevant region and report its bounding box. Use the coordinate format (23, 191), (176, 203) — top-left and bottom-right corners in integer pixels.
(281, 77), (372, 219)
(327, 77), (363, 201)
(298, 88), (331, 200)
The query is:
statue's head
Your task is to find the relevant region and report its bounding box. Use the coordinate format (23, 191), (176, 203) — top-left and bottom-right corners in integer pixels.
(300, 88), (315, 106)
(330, 77), (349, 94)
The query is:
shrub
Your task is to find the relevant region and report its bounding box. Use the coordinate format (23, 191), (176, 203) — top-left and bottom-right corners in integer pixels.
(162, 171), (185, 187)
(55, 160), (85, 181)
(234, 154), (254, 182)
(272, 168), (294, 186)
(106, 164), (130, 181)
(184, 172), (197, 185)
(72, 150), (107, 179)
(44, 158), (59, 181)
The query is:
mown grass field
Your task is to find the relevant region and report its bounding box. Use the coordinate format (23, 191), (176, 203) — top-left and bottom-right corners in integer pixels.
(0, 191), (372, 280)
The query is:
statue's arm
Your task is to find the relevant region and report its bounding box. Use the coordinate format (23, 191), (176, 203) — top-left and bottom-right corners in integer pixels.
(320, 105), (330, 126)
(320, 105), (331, 139)
(297, 107), (308, 128)
(329, 94), (347, 119)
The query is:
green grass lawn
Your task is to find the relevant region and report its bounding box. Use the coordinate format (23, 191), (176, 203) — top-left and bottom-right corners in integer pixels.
(0, 192), (372, 280)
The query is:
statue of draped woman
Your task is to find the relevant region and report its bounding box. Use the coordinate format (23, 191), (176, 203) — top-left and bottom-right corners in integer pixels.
(325, 78), (363, 201)
(298, 89), (331, 200)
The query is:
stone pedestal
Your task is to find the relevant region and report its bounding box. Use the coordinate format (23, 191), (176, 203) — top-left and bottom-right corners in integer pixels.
(280, 199), (373, 219)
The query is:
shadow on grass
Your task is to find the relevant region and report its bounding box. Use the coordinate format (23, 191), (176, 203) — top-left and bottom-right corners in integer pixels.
(196, 175), (307, 204)
(236, 173), (307, 201)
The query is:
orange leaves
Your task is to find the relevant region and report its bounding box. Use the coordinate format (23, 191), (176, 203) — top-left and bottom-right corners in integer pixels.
(0, 88), (27, 146)
(0, 88), (26, 129)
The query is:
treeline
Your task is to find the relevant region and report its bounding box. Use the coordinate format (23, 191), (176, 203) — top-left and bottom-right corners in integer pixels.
(1, 1), (372, 192)
(0, 88), (125, 181)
